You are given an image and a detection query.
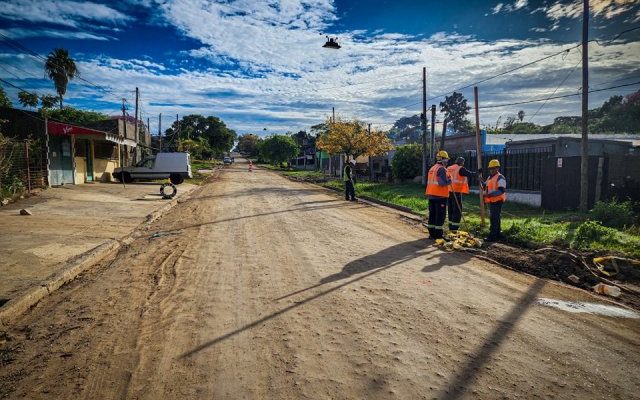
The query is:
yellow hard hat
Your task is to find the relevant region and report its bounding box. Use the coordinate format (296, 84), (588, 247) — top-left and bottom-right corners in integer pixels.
(488, 159), (501, 168)
(436, 150), (449, 160)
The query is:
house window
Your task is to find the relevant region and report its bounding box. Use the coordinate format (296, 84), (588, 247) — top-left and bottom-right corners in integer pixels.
(94, 142), (116, 159)
(75, 139), (88, 157)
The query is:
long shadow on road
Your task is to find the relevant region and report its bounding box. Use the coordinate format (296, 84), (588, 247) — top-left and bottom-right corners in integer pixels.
(437, 279), (547, 400)
(179, 239), (439, 359)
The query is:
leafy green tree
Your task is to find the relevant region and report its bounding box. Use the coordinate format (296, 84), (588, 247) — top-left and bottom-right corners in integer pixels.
(18, 91), (39, 108)
(259, 134), (298, 165)
(517, 110), (525, 122)
(165, 114), (237, 156)
(439, 92), (471, 133)
(44, 48), (78, 109)
(39, 94), (59, 110)
(44, 106), (108, 125)
(391, 144), (422, 180)
(236, 133), (262, 155)
(0, 86), (12, 108)
(389, 114), (421, 143)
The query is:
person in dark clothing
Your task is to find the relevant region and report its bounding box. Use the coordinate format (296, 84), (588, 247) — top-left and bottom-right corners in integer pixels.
(425, 150), (452, 240)
(343, 160), (356, 201)
(446, 157), (480, 231)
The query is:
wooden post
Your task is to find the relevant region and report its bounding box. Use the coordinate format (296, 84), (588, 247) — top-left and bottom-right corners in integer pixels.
(579, 0), (590, 212)
(25, 140), (31, 194)
(430, 104), (436, 152)
(474, 86), (486, 226)
(421, 67), (427, 185)
(440, 117), (448, 150)
(368, 123), (374, 181)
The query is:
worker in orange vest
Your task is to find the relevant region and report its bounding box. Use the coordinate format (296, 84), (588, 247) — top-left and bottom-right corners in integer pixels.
(446, 157), (479, 232)
(425, 150), (451, 240)
(482, 159), (507, 241)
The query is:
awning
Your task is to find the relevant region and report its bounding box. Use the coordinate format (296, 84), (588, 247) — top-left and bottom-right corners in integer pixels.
(47, 120), (137, 148)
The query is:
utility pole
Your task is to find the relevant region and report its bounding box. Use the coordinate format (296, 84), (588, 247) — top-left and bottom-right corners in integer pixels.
(430, 104), (436, 153)
(329, 107), (335, 176)
(421, 66), (427, 185)
(579, 0), (590, 212)
(440, 116), (448, 150)
(147, 117), (150, 148)
(158, 113), (162, 152)
(474, 87), (486, 226)
(134, 87), (139, 163)
(368, 123), (374, 181)
(120, 98), (127, 188)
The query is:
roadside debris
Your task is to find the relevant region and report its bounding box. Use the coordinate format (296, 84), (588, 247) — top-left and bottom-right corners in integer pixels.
(567, 274), (580, 284)
(434, 230), (482, 251)
(593, 256), (640, 279)
(19, 209), (32, 216)
(593, 283), (622, 298)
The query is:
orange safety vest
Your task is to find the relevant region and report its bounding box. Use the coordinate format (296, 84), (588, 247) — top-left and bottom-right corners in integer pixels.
(485, 173), (506, 203)
(447, 164), (469, 194)
(425, 164), (449, 198)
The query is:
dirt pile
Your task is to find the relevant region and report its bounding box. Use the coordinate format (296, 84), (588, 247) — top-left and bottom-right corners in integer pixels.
(483, 243), (640, 309)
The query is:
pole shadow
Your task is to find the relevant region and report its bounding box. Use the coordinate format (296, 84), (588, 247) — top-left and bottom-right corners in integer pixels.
(437, 279), (547, 400)
(179, 239), (438, 359)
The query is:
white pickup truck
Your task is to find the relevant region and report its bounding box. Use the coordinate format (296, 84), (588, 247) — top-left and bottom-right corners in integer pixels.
(113, 152), (192, 184)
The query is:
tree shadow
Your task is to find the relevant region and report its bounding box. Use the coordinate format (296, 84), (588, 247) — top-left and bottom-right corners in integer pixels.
(179, 239), (440, 359)
(437, 279), (547, 400)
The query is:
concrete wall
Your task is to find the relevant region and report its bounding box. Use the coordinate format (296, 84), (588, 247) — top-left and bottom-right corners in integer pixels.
(470, 189), (542, 207)
(93, 158), (117, 182)
(75, 157), (86, 184)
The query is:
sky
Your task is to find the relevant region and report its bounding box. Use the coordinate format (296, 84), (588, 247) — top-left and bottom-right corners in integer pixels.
(0, 0), (639, 135)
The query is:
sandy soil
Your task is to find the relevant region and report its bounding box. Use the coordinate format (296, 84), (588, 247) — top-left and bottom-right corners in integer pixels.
(1, 162), (639, 399)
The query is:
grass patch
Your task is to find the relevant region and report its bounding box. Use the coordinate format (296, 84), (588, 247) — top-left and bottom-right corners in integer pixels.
(189, 159), (220, 185)
(324, 180), (640, 258)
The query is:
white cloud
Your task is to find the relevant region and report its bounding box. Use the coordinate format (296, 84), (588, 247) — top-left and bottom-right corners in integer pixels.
(0, 28), (110, 41)
(492, 3), (505, 14)
(0, 0), (132, 28)
(491, 0), (528, 14)
(544, 0), (637, 21)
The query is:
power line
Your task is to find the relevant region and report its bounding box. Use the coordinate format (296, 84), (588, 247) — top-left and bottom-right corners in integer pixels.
(427, 43), (582, 102)
(529, 60), (581, 123)
(478, 81), (640, 110)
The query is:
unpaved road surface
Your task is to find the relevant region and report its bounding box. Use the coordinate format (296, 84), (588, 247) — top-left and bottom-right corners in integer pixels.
(1, 162), (639, 399)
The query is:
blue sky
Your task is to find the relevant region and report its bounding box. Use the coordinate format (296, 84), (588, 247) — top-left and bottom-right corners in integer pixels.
(0, 0), (639, 134)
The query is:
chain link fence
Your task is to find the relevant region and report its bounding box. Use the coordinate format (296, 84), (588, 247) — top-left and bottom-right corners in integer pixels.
(0, 136), (48, 201)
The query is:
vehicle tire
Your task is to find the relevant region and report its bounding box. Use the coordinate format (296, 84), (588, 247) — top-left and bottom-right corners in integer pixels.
(169, 173), (184, 185)
(160, 183), (177, 199)
(122, 172), (133, 183)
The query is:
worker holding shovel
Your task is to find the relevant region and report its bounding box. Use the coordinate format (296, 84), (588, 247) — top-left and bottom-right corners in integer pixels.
(446, 157), (480, 232)
(425, 150), (452, 241)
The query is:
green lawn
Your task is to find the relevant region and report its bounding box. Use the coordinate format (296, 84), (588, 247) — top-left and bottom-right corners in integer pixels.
(189, 159), (221, 185)
(322, 180), (640, 258)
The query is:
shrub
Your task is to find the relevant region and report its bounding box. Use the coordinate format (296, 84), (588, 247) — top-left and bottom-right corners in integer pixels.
(391, 144), (422, 180)
(591, 198), (636, 229)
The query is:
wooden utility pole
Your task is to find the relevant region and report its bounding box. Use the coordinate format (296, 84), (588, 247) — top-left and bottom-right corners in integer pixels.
(421, 67), (427, 185)
(579, 0), (590, 212)
(329, 107), (335, 176)
(134, 87), (139, 163)
(368, 123), (374, 181)
(430, 104), (436, 153)
(440, 116), (448, 150)
(158, 113), (162, 152)
(474, 87), (486, 226)
(120, 98), (127, 188)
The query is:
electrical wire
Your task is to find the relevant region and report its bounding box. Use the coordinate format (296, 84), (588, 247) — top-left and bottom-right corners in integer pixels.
(529, 60), (581, 123)
(478, 80), (640, 110)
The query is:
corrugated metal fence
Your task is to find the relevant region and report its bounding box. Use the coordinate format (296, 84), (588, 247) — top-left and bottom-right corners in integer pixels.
(0, 137), (48, 200)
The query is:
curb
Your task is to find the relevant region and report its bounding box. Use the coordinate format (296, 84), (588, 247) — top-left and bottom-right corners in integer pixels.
(0, 185), (197, 329)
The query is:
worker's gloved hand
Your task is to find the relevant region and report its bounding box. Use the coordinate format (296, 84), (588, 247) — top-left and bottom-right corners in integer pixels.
(477, 168), (483, 175)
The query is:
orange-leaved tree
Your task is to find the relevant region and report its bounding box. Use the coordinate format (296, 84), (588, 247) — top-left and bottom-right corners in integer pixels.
(316, 118), (392, 160)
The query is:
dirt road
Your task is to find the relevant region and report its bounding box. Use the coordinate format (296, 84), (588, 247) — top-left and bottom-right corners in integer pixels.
(1, 162), (639, 399)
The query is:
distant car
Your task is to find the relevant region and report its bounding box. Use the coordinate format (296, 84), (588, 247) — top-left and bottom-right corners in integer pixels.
(114, 152), (192, 184)
(223, 157), (232, 165)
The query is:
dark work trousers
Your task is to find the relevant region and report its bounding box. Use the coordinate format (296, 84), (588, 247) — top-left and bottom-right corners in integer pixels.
(448, 192), (463, 231)
(345, 180), (355, 201)
(427, 197), (447, 239)
(489, 201), (503, 239)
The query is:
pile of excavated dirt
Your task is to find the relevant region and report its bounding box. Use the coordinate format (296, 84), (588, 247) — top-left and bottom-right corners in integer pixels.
(483, 243), (640, 310)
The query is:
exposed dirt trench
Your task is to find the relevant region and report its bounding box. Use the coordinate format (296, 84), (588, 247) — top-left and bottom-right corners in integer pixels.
(1, 163), (639, 399)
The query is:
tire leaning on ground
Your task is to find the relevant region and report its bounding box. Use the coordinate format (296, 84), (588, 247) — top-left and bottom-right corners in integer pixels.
(160, 183), (177, 199)
(169, 173), (184, 185)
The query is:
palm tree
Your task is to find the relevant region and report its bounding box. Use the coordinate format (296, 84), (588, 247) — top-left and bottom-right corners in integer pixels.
(44, 48), (78, 109)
